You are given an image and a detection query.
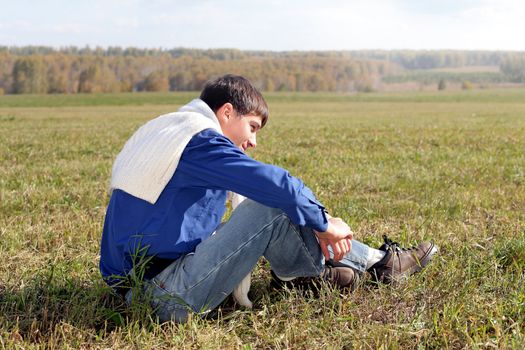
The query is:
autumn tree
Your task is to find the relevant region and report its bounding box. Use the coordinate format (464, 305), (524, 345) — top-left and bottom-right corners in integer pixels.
(0, 52), (14, 93)
(500, 55), (525, 82)
(169, 71), (191, 91)
(12, 57), (48, 94)
(46, 55), (69, 93)
(78, 60), (120, 93)
(143, 71), (169, 92)
(438, 78), (446, 90)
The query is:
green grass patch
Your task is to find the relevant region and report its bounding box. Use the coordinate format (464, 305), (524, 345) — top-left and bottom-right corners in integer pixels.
(3, 88), (525, 108)
(1, 89), (524, 348)
(495, 230), (525, 272)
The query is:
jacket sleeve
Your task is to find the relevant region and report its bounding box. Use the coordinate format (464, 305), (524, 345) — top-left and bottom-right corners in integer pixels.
(175, 130), (329, 232)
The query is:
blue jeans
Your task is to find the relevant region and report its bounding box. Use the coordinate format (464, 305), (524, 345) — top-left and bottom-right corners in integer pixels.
(127, 199), (369, 322)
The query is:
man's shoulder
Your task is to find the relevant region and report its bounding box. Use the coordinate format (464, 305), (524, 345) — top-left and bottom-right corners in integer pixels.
(181, 128), (245, 163)
(195, 128), (223, 138)
(188, 128), (232, 147)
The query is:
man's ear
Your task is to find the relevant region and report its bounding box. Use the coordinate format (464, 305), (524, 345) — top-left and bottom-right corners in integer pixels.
(215, 103), (234, 124)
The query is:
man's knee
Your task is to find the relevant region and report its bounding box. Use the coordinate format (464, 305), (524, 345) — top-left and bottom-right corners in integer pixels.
(231, 198), (285, 222)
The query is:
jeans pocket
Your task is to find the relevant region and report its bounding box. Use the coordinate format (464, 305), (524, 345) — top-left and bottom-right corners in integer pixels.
(147, 278), (191, 323)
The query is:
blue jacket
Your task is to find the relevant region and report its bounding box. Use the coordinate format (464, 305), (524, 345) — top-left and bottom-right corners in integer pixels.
(99, 128), (328, 284)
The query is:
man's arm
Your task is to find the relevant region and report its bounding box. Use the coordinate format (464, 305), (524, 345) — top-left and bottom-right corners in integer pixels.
(177, 130), (353, 260)
(177, 130), (329, 231)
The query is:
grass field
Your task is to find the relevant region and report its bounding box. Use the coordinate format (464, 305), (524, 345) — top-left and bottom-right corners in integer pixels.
(1, 89), (524, 349)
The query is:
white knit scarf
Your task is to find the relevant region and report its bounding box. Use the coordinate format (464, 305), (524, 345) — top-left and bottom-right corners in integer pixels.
(110, 98), (222, 204)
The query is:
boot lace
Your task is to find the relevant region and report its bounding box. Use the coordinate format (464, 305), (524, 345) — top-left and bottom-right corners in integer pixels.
(382, 235), (416, 253)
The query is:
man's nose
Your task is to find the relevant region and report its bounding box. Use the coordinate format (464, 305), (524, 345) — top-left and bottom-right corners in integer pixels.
(248, 134), (257, 148)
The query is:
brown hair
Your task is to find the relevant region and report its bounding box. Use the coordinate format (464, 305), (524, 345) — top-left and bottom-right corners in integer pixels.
(200, 74), (269, 127)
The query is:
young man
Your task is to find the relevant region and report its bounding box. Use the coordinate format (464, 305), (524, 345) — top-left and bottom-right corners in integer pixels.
(100, 74), (437, 322)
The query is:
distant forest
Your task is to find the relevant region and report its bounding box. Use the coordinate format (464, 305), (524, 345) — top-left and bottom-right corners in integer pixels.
(0, 46), (524, 94)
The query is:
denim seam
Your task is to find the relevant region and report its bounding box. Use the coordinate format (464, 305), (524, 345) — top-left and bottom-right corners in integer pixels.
(274, 223), (323, 278)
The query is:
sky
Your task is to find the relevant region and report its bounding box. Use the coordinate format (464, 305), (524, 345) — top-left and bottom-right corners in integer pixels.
(1, 0), (524, 51)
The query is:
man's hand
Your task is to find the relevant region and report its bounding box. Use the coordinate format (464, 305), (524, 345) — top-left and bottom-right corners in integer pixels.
(314, 217), (353, 262)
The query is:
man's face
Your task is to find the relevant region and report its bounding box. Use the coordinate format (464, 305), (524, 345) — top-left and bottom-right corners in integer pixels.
(221, 112), (262, 152)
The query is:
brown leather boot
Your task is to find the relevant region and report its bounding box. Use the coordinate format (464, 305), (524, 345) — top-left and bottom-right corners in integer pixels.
(320, 265), (360, 291)
(271, 265), (360, 292)
(368, 236), (438, 284)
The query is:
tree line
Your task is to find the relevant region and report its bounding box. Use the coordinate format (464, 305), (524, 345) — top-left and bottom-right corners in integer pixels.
(0, 47), (523, 95)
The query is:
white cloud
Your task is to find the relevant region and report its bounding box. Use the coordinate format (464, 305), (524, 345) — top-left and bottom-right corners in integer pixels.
(439, 0), (525, 50)
(114, 18), (140, 29)
(0, 0), (523, 50)
(0, 20), (33, 30)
